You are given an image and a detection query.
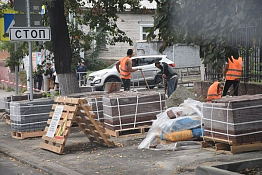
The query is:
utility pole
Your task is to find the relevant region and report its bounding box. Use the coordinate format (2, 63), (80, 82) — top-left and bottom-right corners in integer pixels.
(26, 0), (33, 100)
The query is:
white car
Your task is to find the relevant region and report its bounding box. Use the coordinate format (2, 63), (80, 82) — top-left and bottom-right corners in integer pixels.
(87, 55), (175, 90)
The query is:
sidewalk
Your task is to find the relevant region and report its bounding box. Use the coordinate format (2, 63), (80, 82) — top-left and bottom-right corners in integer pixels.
(0, 117), (262, 175)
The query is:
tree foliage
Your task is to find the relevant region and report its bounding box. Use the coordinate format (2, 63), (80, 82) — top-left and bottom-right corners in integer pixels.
(148, 0), (262, 71)
(1, 0), (142, 72)
(45, 0), (141, 73)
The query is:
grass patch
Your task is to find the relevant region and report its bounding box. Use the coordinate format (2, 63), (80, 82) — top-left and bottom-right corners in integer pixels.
(6, 87), (14, 92)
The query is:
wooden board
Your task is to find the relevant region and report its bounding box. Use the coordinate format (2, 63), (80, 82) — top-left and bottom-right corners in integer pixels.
(230, 142), (262, 154)
(79, 99), (114, 147)
(201, 139), (262, 154)
(40, 97), (114, 154)
(202, 136), (234, 145)
(105, 125), (150, 138)
(40, 104), (75, 154)
(11, 130), (46, 140)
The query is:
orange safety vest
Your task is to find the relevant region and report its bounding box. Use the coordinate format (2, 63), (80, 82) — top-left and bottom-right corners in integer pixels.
(120, 56), (131, 79)
(207, 81), (222, 102)
(226, 56), (242, 80)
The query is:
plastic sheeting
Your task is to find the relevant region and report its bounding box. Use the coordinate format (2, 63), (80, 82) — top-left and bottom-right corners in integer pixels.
(138, 99), (203, 150)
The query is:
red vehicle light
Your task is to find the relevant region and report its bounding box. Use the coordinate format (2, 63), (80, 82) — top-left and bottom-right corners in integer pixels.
(169, 63), (175, 67)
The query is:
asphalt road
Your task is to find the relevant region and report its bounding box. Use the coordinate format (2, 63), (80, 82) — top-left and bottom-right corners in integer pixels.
(0, 153), (47, 175)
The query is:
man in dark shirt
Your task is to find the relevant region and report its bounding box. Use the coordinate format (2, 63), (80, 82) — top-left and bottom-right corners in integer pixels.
(77, 61), (87, 86)
(155, 61), (178, 97)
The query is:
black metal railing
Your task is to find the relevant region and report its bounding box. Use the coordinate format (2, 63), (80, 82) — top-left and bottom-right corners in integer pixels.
(205, 24), (262, 82)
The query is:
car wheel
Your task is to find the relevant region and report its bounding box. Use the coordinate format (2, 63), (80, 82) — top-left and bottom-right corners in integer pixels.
(155, 75), (163, 88)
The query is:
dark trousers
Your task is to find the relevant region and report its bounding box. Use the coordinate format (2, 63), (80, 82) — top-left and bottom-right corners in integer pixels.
(37, 78), (43, 90)
(121, 78), (130, 91)
(222, 80), (240, 96)
(167, 76), (178, 97)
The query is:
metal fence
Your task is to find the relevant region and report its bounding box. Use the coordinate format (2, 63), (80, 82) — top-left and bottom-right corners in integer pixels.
(205, 24), (262, 82)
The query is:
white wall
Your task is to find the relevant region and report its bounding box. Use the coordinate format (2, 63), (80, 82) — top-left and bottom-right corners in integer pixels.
(136, 41), (201, 68)
(82, 12), (155, 61)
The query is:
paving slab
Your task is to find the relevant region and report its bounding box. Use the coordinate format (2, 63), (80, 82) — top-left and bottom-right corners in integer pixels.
(0, 118), (261, 175)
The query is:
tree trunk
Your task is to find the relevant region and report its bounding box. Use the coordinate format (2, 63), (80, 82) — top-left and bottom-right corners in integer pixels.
(48, 0), (81, 95)
(57, 73), (80, 95)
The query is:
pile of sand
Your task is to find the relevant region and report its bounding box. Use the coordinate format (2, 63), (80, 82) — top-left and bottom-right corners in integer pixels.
(166, 85), (197, 108)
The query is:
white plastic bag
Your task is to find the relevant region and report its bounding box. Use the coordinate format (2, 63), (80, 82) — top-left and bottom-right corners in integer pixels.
(138, 98), (203, 150)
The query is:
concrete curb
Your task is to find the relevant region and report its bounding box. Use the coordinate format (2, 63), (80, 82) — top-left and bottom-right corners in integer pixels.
(0, 142), (83, 175)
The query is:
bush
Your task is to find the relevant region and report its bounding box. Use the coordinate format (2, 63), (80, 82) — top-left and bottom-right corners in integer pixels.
(6, 87), (14, 92)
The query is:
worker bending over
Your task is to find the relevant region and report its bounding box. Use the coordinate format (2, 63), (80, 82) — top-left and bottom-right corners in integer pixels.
(116, 49), (140, 91)
(207, 81), (224, 102)
(155, 61), (178, 97)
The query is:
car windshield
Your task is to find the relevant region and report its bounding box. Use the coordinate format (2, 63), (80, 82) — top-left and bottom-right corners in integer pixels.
(107, 62), (117, 69)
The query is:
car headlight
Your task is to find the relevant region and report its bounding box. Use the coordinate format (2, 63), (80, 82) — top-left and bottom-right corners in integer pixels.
(94, 79), (101, 84)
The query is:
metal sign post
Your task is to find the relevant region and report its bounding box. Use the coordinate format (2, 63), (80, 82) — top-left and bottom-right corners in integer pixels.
(14, 42), (18, 95)
(26, 0), (33, 101)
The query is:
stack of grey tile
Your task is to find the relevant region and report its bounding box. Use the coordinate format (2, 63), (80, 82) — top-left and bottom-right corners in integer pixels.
(4, 93), (42, 114)
(4, 96), (11, 114)
(10, 98), (54, 132)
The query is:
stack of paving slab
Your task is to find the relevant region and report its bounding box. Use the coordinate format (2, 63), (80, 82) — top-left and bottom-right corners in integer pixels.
(103, 91), (166, 130)
(203, 94), (262, 144)
(68, 91), (106, 121)
(4, 93), (43, 119)
(10, 98), (54, 132)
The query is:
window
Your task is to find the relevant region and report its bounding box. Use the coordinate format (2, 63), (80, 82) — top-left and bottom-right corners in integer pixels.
(142, 27), (151, 40)
(138, 57), (155, 66)
(139, 22), (153, 40)
(95, 26), (108, 49)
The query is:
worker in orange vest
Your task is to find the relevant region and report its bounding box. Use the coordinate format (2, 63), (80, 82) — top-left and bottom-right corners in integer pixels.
(207, 81), (224, 102)
(116, 49), (140, 91)
(223, 48), (242, 96)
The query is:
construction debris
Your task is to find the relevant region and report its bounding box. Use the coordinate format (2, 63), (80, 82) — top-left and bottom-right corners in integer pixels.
(138, 99), (203, 151)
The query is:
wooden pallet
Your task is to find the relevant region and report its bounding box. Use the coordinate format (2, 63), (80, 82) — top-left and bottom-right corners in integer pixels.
(11, 130), (46, 140)
(6, 119), (10, 125)
(201, 136), (262, 154)
(40, 97), (114, 154)
(105, 125), (150, 138)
